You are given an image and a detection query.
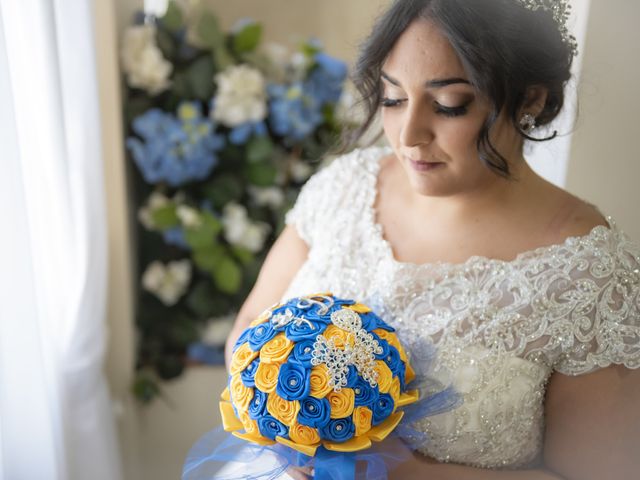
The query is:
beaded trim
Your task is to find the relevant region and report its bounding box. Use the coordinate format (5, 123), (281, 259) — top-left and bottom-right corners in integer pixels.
(515, 0), (578, 56)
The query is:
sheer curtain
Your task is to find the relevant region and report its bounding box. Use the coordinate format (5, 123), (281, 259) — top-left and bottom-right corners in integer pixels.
(0, 0), (123, 479)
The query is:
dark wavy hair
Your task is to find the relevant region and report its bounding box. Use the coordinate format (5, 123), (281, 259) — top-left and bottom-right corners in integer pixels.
(342, 0), (576, 179)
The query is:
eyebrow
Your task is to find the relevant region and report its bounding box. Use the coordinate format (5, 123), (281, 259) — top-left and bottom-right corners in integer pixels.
(381, 71), (471, 89)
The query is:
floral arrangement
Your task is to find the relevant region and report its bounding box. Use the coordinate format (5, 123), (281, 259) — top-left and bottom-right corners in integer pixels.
(120, 1), (352, 403)
(221, 293), (418, 456)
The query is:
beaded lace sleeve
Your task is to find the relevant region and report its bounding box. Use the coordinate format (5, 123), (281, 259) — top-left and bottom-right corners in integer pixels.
(284, 149), (362, 247)
(553, 231), (640, 375)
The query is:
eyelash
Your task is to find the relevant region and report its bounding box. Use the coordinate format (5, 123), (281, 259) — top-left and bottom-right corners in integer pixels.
(380, 97), (469, 117)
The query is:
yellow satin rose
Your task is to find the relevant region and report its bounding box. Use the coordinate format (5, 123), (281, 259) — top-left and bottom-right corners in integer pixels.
(254, 361), (279, 393)
(374, 360), (393, 394)
(238, 409), (261, 437)
(372, 328), (402, 352)
(288, 422), (321, 445)
(353, 406), (373, 437)
(309, 364), (333, 398)
(230, 342), (259, 375)
(344, 303), (372, 314)
(230, 374), (254, 412)
(260, 333), (294, 364)
(323, 325), (354, 349)
(266, 392), (300, 427)
(327, 388), (355, 418)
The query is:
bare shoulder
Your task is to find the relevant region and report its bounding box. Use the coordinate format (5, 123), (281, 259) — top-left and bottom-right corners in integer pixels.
(541, 187), (610, 242)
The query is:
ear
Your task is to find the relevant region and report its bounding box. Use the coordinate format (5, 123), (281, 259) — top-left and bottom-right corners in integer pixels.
(520, 85), (548, 117)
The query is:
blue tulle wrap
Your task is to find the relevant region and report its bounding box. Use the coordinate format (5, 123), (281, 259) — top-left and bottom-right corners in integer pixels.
(182, 343), (461, 480)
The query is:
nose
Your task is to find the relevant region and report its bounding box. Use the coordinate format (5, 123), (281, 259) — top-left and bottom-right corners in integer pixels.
(399, 100), (434, 148)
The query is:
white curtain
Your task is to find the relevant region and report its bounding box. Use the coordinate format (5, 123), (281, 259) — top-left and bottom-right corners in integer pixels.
(0, 0), (123, 479)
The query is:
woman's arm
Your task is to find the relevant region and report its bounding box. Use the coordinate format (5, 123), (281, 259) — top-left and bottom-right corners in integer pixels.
(392, 363), (640, 480)
(224, 224), (309, 371)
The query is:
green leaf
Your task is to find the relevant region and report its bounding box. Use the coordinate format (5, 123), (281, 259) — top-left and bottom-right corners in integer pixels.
(171, 71), (191, 98)
(160, 1), (184, 33)
(132, 372), (161, 404)
(246, 136), (274, 164)
(192, 243), (225, 272)
(151, 204), (179, 229)
(245, 162), (277, 186)
(155, 27), (177, 60)
(185, 280), (221, 317)
(201, 174), (244, 209)
(232, 23), (262, 54)
(212, 256), (242, 294)
(196, 11), (224, 47)
(230, 245), (254, 266)
(184, 211), (222, 249)
(186, 56), (215, 100)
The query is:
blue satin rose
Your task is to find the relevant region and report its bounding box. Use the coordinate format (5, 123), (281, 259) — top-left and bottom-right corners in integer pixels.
(276, 361), (311, 401)
(297, 396), (330, 428)
(372, 393), (395, 426)
(247, 321), (278, 351)
(384, 345), (404, 378)
(291, 339), (316, 367)
(241, 358), (260, 387)
(360, 312), (394, 331)
(284, 317), (327, 342)
(353, 376), (379, 408)
(319, 417), (355, 443)
(258, 414), (289, 440)
(248, 389), (267, 420)
(345, 365), (359, 388)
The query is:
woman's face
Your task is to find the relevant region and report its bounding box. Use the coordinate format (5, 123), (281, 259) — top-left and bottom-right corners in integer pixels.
(380, 17), (522, 198)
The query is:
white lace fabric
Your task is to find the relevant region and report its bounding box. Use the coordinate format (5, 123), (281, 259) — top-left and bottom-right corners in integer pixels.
(281, 146), (640, 469)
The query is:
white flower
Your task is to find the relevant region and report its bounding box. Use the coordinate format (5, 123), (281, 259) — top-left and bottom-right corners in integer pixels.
(138, 191), (170, 230)
(200, 313), (236, 346)
(248, 186), (285, 209)
(289, 52), (312, 82)
(176, 205), (202, 228)
(212, 65), (267, 127)
(121, 25), (173, 95)
(221, 202), (271, 253)
(142, 259), (192, 306)
(290, 159), (313, 182)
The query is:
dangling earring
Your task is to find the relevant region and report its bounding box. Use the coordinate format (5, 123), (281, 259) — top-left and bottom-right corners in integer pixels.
(518, 112), (537, 133)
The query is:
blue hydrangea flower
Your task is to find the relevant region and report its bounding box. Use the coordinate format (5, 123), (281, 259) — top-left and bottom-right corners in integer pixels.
(162, 226), (189, 250)
(267, 83), (323, 141)
(304, 52), (348, 105)
(229, 121), (268, 145)
(126, 101), (225, 187)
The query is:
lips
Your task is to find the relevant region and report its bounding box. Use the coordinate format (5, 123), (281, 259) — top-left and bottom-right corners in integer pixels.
(407, 157), (444, 172)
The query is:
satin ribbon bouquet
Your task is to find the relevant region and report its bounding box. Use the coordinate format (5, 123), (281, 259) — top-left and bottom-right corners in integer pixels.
(182, 293), (460, 480)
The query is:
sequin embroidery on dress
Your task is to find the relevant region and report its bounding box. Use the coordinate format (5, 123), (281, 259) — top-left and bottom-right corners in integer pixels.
(282, 146), (640, 469)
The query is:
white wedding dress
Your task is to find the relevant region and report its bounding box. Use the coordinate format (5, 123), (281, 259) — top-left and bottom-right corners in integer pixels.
(280, 145), (640, 469)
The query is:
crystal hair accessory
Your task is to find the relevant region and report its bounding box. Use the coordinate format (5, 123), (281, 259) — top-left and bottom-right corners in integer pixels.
(515, 0), (579, 57)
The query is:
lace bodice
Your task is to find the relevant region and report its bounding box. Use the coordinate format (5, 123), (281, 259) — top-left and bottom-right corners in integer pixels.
(282, 146), (640, 469)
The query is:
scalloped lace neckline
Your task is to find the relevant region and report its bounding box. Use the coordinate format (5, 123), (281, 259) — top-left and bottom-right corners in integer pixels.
(363, 146), (617, 271)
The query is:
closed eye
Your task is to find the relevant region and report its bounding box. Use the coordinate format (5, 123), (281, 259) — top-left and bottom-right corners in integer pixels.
(380, 97), (470, 118)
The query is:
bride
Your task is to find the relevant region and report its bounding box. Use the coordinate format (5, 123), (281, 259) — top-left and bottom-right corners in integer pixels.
(223, 0), (640, 478)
